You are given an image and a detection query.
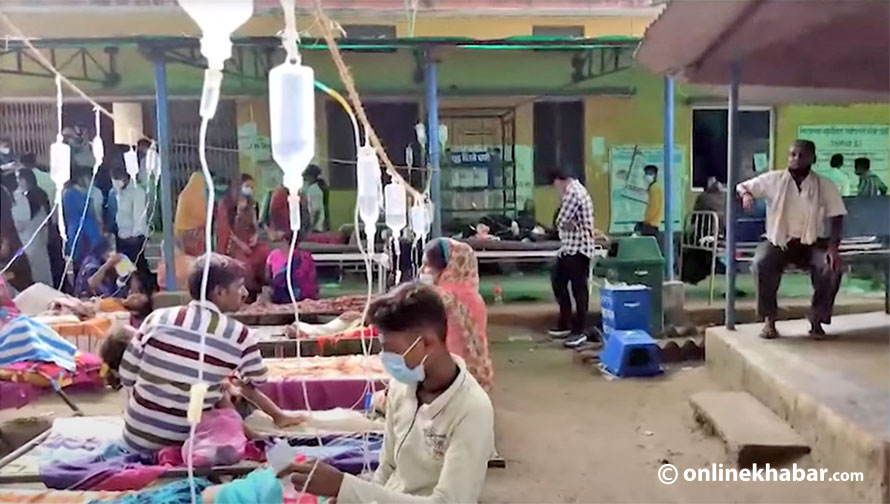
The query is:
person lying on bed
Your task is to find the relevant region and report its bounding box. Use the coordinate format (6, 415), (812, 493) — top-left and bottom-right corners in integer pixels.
(277, 282), (495, 504)
(114, 253), (303, 455)
(73, 241), (151, 318)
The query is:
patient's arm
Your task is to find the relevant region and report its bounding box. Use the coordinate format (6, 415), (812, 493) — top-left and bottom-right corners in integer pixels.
(236, 380), (306, 428)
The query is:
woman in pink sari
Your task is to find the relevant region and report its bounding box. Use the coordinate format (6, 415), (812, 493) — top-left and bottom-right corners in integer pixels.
(421, 238), (494, 391)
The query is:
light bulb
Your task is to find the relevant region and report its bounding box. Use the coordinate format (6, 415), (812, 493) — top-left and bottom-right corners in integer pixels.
(177, 0), (253, 71)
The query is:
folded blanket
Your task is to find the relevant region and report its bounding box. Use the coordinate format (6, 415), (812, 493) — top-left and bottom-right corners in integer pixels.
(0, 315), (76, 371)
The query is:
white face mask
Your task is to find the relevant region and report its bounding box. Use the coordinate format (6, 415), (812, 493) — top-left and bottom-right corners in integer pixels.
(241, 185), (253, 198)
(112, 179), (125, 191)
(419, 273), (435, 285)
(645, 174), (656, 184)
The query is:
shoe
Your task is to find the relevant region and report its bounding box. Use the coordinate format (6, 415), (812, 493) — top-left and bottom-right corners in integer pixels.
(548, 328), (571, 339)
(564, 334), (588, 348)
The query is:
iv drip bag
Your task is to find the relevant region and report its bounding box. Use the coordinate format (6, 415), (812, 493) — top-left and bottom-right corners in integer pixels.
(145, 144), (160, 180)
(384, 183), (407, 235)
(124, 149), (139, 180)
(357, 146), (381, 238)
(411, 201), (428, 243)
(50, 136), (71, 190)
(269, 61), (315, 194)
(91, 135), (104, 171)
(177, 0), (253, 71)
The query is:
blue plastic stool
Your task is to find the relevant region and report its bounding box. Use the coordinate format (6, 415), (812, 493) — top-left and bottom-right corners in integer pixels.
(601, 284), (650, 333)
(600, 329), (661, 377)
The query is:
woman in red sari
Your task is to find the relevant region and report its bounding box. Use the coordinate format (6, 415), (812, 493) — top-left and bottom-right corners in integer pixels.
(216, 174), (269, 295)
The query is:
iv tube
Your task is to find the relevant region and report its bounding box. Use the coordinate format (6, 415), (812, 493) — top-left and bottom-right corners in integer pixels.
(57, 108), (103, 290)
(175, 2), (252, 504)
(50, 75), (70, 242)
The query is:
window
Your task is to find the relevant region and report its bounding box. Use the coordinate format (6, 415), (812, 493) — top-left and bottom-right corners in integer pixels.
(532, 26), (585, 37)
(533, 100), (584, 185)
(692, 108), (772, 190)
(327, 101), (419, 190)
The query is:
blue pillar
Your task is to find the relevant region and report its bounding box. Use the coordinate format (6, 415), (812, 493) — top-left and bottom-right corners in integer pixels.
(425, 53), (442, 238)
(154, 56), (176, 290)
(662, 76), (675, 280)
(725, 61), (741, 329)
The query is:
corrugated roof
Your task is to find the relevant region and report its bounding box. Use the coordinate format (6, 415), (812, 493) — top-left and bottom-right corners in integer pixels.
(636, 0), (890, 102)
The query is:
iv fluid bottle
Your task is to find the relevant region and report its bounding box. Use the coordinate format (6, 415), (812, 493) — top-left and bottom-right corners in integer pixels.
(124, 149), (139, 179)
(410, 202), (428, 242)
(357, 146), (381, 231)
(384, 183), (407, 237)
(270, 61), (315, 193)
(50, 136), (71, 189)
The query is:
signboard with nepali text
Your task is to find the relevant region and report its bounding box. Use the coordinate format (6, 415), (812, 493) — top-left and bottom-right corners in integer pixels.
(798, 124), (889, 196)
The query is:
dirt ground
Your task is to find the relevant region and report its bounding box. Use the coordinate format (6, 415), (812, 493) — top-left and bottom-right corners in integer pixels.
(0, 324), (862, 503)
(481, 325), (858, 504)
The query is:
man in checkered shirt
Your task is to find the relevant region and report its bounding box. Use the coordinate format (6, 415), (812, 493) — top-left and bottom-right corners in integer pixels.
(549, 168), (595, 348)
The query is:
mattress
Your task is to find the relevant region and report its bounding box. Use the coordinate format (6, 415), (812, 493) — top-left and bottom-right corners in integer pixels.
(258, 356), (387, 411)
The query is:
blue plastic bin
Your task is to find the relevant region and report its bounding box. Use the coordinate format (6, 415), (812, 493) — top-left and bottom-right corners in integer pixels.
(601, 284), (651, 333)
(600, 329), (661, 377)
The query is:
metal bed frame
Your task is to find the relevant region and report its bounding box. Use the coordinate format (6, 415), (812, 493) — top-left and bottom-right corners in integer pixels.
(681, 210), (890, 307)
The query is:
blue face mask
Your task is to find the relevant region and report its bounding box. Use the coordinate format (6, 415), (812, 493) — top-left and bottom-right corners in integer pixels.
(380, 336), (427, 384)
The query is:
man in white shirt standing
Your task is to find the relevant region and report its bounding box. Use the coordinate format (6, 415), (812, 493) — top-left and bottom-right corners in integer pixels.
(737, 139), (847, 339)
(278, 283), (495, 504)
(110, 166), (151, 287)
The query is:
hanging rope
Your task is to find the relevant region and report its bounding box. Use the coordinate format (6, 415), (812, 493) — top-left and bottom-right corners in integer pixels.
(312, 0), (426, 204)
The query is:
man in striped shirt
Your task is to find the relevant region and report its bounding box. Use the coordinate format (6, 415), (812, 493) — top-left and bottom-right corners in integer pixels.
(119, 253), (268, 454)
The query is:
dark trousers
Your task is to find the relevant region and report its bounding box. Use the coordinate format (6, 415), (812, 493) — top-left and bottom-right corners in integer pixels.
(752, 239), (842, 324)
(116, 235), (153, 290)
(551, 253), (590, 333)
(635, 222), (659, 237)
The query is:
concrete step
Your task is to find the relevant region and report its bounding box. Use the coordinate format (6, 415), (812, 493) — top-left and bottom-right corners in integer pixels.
(690, 391), (810, 467)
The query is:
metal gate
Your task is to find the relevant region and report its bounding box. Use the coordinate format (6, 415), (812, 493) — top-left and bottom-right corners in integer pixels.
(0, 102), (56, 163)
(145, 99), (240, 196)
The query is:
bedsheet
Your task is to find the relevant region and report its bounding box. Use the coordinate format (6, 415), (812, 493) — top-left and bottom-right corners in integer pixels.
(243, 408), (383, 438)
(231, 295), (373, 319)
(0, 489), (124, 504)
(2, 415), (381, 490)
(259, 356), (387, 411)
(0, 352), (105, 410)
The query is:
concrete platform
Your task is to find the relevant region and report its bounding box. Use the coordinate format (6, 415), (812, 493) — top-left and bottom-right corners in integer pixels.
(690, 391), (809, 466)
(706, 312), (890, 503)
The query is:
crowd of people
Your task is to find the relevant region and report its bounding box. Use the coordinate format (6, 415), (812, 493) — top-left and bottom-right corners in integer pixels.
(0, 125), (885, 502)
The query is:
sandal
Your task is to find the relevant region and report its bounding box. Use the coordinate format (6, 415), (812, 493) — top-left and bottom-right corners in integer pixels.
(759, 326), (780, 339)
